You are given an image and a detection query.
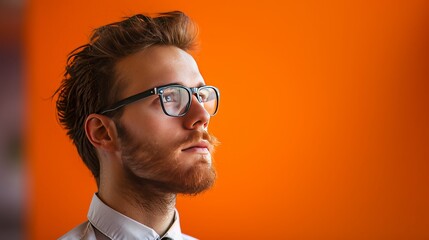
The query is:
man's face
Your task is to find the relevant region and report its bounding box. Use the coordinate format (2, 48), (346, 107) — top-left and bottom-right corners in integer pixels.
(113, 45), (218, 194)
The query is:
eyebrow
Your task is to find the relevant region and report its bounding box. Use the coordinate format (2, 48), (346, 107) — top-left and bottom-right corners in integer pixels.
(158, 82), (206, 88)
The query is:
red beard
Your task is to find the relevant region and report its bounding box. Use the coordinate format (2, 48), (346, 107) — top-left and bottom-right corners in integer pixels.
(116, 121), (219, 194)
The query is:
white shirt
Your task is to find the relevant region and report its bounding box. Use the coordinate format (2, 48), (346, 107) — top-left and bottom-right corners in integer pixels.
(59, 194), (197, 240)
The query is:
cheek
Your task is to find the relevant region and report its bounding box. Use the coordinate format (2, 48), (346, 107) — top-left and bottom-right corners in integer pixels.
(122, 111), (183, 145)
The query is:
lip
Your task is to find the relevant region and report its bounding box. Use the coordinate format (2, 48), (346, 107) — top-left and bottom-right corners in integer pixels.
(182, 141), (210, 153)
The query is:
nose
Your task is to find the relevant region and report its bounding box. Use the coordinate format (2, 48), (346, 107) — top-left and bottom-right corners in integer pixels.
(183, 95), (210, 130)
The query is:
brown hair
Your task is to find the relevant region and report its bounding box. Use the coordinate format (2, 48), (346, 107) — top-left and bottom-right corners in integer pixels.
(54, 11), (198, 184)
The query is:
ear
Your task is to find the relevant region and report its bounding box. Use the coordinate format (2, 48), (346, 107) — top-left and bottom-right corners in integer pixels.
(85, 114), (119, 152)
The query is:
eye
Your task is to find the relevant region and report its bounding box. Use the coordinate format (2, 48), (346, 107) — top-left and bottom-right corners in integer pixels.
(164, 95), (172, 102)
(163, 93), (176, 103)
(162, 88), (181, 103)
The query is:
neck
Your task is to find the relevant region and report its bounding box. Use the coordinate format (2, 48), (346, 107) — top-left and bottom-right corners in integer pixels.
(98, 175), (177, 236)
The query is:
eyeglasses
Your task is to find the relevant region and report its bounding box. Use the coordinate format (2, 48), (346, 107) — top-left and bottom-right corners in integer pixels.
(98, 84), (220, 117)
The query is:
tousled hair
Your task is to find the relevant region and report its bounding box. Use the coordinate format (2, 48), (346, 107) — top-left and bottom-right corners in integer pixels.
(54, 11), (198, 185)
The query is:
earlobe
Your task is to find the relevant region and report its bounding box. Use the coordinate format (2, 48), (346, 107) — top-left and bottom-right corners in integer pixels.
(85, 114), (118, 151)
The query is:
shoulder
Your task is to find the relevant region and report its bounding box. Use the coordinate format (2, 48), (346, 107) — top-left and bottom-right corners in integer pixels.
(58, 221), (95, 240)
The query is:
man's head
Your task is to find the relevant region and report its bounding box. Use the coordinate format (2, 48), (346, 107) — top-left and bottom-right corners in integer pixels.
(55, 12), (219, 194)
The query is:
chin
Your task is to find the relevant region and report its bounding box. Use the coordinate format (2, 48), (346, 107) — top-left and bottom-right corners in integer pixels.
(180, 152), (213, 168)
(178, 170), (216, 195)
(123, 150), (216, 194)
(171, 158), (216, 194)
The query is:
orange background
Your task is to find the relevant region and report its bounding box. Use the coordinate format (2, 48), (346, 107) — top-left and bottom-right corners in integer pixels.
(26, 0), (429, 239)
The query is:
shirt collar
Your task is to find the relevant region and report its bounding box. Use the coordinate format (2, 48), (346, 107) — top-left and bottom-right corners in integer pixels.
(87, 194), (184, 240)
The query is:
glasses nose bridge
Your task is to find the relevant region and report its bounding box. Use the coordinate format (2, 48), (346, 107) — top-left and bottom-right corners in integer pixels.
(189, 87), (202, 102)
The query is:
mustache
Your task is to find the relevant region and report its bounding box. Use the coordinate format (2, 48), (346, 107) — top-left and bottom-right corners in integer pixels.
(182, 131), (220, 153)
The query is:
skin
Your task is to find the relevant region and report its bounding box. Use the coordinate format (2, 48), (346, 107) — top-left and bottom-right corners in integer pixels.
(84, 45), (216, 236)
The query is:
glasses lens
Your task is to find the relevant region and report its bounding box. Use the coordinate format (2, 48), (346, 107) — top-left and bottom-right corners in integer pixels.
(161, 86), (190, 116)
(199, 87), (219, 115)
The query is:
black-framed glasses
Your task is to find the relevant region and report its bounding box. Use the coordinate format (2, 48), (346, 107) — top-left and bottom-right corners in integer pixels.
(98, 84), (220, 117)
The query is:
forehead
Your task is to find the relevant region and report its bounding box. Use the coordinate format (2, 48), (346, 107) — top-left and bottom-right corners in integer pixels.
(114, 45), (204, 98)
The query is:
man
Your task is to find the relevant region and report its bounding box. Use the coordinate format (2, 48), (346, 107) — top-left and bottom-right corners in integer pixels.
(56, 11), (220, 240)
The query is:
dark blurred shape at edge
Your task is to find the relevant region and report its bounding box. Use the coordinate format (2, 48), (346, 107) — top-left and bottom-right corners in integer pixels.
(0, 0), (26, 239)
